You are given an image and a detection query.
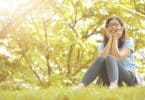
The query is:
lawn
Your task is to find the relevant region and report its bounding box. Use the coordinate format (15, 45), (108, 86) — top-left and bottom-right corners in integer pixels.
(0, 86), (145, 100)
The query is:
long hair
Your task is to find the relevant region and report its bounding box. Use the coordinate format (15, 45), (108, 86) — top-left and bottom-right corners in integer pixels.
(103, 17), (126, 48)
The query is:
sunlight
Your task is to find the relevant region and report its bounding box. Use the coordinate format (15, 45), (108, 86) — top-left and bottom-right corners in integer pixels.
(0, 46), (10, 56)
(0, 46), (16, 59)
(84, 0), (94, 9)
(0, 0), (28, 13)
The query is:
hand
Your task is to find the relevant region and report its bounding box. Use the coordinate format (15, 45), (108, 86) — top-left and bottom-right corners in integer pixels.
(113, 27), (123, 39)
(104, 28), (112, 39)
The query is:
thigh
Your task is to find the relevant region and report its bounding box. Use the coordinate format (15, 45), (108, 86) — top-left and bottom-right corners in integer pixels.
(88, 56), (106, 73)
(81, 56), (106, 86)
(118, 62), (136, 86)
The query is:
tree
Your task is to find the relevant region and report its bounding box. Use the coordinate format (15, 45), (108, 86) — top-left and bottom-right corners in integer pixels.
(0, 0), (145, 89)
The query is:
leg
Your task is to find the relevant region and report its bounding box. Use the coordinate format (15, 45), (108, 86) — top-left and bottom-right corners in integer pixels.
(105, 55), (119, 83)
(96, 66), (110, 86)
(80, 56), (106, 86)
(105, 55), (136, 86)
(117, 62), (136, 86)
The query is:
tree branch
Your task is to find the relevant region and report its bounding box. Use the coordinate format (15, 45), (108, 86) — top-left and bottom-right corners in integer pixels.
(0, 1), (45, 38)
(67, 43), (75, 76)
(42, 17), (52, 76)
(72, 55), (95, 76)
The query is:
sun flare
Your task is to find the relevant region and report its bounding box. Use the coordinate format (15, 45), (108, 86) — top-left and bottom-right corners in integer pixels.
(0, 0), (28, 14)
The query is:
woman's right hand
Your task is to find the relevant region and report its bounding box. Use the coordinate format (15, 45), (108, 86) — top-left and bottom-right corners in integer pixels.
(104, 28), (112, 39)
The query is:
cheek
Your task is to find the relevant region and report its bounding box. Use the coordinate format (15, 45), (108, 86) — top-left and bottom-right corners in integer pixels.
(107, 28), (111, 31)
(118, 26), (121, 29)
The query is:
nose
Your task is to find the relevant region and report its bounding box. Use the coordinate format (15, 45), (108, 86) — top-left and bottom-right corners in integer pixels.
(111, 25), (116, 29)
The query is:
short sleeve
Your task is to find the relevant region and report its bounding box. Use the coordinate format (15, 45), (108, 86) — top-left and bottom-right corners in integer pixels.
(98, 43), (104, 52)
(121, 39), (134, 53)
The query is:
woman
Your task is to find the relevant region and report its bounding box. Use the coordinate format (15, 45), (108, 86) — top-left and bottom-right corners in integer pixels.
(76, 17), (140, 89)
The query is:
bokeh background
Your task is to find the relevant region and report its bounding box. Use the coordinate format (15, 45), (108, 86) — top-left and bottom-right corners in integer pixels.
(0, 0), (145, 90)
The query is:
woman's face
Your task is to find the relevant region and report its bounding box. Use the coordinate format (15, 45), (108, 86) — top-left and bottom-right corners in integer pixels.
(107, 19), (122, 35)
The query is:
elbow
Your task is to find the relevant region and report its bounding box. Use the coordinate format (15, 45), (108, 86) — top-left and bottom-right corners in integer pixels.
(117, 55), (125, 61)
(117, 57), (122, 61)
(98, 53), (106, 58)
(110, 53), (124, 61)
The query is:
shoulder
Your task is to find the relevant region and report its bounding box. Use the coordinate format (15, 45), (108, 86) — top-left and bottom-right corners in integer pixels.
(122, 37), (134, 52)
(125, 37), (134, 42)
(124, 37), (134, 44)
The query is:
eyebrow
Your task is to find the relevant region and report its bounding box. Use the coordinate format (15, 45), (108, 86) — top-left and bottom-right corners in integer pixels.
(108, 23), (119, 24)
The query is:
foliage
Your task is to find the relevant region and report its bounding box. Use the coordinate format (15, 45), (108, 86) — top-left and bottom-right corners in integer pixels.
(0, 0), (145, 89)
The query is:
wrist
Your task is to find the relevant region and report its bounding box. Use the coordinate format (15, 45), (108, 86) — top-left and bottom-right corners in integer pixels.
(113, 36), (118, 40)
(109, 36), (113, 40)
(112, 38), (118, 43)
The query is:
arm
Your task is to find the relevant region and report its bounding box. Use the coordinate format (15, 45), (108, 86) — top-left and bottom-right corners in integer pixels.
(110, 38), (131, 60)
(99, 29), (113, 58)
(99, 38), (112, 58)
(110, 28), (131, 60)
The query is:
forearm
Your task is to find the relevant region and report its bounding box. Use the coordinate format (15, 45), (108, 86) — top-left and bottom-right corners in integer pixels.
(110, 38), (121, 59)
(99, 38), (112, 58)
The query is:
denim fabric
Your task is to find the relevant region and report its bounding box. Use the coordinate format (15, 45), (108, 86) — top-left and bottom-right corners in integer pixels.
(98, 39), (136, 71)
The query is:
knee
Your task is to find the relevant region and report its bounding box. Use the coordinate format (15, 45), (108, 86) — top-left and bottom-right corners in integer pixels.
(106, 55), (116, 61)
(95, 56), (105, 63)
(98, 56), (105, 60)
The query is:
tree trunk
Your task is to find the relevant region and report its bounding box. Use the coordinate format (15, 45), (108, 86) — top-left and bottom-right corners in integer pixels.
(67, 44), (75, 76)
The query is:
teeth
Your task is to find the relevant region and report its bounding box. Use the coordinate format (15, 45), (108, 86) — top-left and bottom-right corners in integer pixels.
(112, 30), (117, 33)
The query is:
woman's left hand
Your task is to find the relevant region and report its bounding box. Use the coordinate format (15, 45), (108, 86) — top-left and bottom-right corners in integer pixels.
(113, 27), (123, 39)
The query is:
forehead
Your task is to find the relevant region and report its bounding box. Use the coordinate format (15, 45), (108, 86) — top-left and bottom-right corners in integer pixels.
(109, 19), (120, 24)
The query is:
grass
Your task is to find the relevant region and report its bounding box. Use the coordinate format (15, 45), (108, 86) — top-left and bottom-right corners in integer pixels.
(0, 86), (145, 100)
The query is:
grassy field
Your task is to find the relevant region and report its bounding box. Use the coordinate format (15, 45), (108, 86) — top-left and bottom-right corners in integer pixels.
(0, 86), (145, 100)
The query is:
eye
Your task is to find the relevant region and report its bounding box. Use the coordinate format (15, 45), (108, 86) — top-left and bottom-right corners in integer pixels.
(107, 23), (119, 27)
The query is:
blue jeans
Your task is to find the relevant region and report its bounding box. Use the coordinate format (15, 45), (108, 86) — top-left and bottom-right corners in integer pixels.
(81, 55), (137, 86)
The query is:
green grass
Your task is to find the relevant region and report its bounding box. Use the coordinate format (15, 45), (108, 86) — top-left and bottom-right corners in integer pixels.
(0, 86), (145, 100)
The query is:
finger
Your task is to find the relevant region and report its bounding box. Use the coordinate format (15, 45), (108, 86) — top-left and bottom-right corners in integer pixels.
(116, 30), (120, 34)
(118, 28), (123, 33)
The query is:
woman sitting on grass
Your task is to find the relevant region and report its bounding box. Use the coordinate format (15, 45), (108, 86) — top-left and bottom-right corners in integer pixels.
(75, 16), (142, 89)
